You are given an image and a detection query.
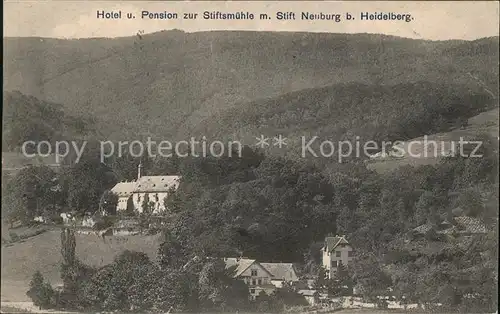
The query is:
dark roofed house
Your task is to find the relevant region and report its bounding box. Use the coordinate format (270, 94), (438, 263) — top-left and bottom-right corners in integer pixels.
(455, 216), (488, 234)
(261, 262), (299, 288)
(224, 258), (277, 300)
(411, 216), (488, 239)
(438, 216), (488, 236)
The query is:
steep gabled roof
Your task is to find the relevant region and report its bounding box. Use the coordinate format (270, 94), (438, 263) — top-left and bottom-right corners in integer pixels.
(322, 236), (349, 252)
(224, 258), (256, 277)
(224, 258), (274, 278)
(454, 216), (488, 233)
(413, 216), (488, 236)
(438, 216), (488, 235)
(261, 263), (298, 282)
(412, 223), (434, 234)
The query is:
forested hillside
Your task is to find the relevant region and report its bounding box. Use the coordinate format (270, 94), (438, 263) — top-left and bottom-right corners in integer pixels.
(195, 81), (494, 158)
(3, 137), (497, 310)
(2, 91), (95, 152)
(3, 32), (498, 141)
(155, 134), (497, 311)
(2, 31), (498, 312)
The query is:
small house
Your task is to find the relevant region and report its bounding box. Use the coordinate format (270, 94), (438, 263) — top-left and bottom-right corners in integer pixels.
(321, 235), (354, 279)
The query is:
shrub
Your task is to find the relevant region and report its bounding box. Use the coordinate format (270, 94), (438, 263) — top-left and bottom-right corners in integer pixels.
(26, 271), (55, 309)
(9, 232), (19, 242)
(93, 216), (115, 231)
(52, 216), (64, 225)
(376, 298), (389, 309)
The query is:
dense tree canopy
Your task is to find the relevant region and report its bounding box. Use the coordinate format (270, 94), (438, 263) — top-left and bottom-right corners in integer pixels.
(10, 121), (497, 313)
(1, 165), (58, 225)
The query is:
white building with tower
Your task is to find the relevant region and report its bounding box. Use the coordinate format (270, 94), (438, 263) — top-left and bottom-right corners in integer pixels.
(110, 163), (181, 215)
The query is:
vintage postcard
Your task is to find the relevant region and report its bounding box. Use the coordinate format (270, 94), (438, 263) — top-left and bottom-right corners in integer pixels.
(2, 1), (499, 313)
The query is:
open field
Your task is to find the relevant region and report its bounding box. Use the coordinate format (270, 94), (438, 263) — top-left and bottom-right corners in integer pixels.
(0, 302), (76, 313)
(1, 229), (162, 302)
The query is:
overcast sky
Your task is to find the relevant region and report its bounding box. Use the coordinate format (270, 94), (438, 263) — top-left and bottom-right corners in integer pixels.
(4, 1), (499, 40)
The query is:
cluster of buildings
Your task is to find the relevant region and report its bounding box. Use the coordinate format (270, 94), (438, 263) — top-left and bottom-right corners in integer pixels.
(2, 153), (180, 216)
(58, 164), (182, 235)
(224, 235), (354, 301)
(410, 215), (487, 239)
(224, 258), (299, 299)
(4, 152), (360, 304)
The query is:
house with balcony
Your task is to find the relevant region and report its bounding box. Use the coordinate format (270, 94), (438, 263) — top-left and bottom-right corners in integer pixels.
(321, 235), (353, 279)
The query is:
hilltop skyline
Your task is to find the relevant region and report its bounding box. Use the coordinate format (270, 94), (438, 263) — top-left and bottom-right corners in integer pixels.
(4, 1), (499, 40)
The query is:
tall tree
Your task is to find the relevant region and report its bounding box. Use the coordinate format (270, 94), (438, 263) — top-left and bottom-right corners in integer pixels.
(60, 228), (78, 305)
(141, 193), (153, 215)
(61, 158), (117, 214)
(126, 196), (135, 216)
(351, 253), (392, 302)
(198, 258), (250, 311)
(2, 166), (57, 225)
(99, 190), (118, 216)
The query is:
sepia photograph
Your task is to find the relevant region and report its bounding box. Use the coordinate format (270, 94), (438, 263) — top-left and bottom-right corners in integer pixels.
(2, 1), (499, 313)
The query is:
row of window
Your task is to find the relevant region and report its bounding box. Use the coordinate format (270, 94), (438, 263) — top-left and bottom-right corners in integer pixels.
(250, 279), (263, 286)
(117, 194), (162, 202)
(119, 198), (162, 204)
(331, 258), (353, 267)
(332, 250), (354, 257)
(137, 194), (160, 202)
(249, 269), (266, 286)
